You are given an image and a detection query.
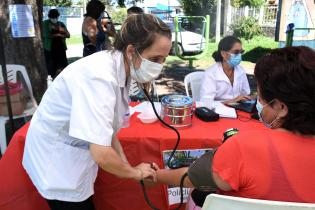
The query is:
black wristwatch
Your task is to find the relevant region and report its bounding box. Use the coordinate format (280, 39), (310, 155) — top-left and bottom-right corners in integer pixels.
(223, 128), (239, 143)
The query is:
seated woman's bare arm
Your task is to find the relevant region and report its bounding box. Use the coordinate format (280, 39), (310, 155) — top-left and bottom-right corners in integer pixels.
(156, 168), (232, 191)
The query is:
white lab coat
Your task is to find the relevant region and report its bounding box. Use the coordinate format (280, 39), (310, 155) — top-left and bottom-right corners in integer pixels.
(200, 63), (250, 103)
(22, 50), (130, 202)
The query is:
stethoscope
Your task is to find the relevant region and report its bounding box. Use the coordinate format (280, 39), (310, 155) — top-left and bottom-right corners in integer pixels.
(139, 84), (188, 210)
(138, 84), (239, 210)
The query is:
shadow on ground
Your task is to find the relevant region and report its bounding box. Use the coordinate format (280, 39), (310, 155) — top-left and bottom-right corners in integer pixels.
(156, 65), (257, 97)
(242, 47), (273, 63)
(68, 57), (82, 64)
(155, 66), (204, 96)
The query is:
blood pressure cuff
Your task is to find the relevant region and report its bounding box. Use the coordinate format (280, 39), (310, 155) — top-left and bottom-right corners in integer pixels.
(187, 149), (218, 192)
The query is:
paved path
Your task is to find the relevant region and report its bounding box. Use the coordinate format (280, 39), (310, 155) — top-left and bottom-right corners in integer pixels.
(67, 44), (83, 59)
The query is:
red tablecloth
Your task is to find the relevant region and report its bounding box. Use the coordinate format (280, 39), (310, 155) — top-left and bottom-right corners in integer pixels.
(0, 111), (265, 210)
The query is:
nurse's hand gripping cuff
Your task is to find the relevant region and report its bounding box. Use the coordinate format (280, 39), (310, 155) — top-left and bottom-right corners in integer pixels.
(187, 149), (218, 192)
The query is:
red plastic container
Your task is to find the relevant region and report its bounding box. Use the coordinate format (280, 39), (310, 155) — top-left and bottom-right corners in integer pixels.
(0, 82), (26, 116)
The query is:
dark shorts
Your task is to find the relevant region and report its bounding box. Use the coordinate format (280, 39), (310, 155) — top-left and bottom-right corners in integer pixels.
(46, 196), (95, 210)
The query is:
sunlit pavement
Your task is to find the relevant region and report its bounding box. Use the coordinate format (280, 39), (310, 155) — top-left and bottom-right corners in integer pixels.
(67, 44), (83, 59)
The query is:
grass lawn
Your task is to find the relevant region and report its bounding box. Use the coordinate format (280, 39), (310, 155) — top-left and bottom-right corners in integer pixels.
(165, 36), (279, 70)
(66, 35), (279, 72)
(66, 34), (83, 45)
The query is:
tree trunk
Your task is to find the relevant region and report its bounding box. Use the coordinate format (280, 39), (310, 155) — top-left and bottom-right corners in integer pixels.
(223, 0), (231, 36)
(0, 0), (46, 102)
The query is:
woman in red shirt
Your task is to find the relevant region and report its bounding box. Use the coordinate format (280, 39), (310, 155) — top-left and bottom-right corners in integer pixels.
(155, 46), (315, 208)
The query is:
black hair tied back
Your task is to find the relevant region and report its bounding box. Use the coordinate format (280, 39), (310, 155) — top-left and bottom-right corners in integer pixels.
(212, 51), (222, 62)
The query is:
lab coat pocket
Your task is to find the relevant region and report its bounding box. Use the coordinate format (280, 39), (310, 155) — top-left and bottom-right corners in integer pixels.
(43, 141), (95, 191)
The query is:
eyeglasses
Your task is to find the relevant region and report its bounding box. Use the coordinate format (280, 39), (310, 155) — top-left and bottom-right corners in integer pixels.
(228, 49), (245, 55)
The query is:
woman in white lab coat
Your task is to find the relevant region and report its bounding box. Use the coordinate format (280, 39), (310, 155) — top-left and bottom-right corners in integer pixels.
(200, 36), (251, 105)
(22, 14), (172, 210)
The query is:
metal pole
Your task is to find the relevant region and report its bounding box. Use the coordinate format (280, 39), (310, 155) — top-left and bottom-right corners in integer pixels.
(285, 28), (294, 47)
(215, 0), (221, 43)
(275, 0), (283, 42)
(188, 59), (193, 68)
(285, 23), (294, 47)
(168, 0), (170, 20)
(225, 0), (232, 36)
(83, 0), (87, 15)
(0, 27), (15, 140)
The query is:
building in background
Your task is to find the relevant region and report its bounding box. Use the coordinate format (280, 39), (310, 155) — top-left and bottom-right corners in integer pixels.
(135, 0), (183, 20)
(278, 0), (315, 48)
(43, 6), (83, 35)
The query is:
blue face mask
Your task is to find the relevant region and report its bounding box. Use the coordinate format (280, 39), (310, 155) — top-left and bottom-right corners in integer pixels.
(256, 98), (277, 128)
(227, 53), (242, 68)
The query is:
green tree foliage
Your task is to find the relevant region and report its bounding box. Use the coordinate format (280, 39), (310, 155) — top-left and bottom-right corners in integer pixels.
(111, 8), (127, 24)
(230, 16), (264, 40)
(178, 0), (215, 16)
(100, 0), (113, 6)
(231, 0), (265, 8)
(43, 0), (72, 7)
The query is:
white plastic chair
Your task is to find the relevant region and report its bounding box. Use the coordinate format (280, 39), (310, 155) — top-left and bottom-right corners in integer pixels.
(202, 194), (315, 210)
(184, 71), (205, 101)
(0, 64), (38, 155)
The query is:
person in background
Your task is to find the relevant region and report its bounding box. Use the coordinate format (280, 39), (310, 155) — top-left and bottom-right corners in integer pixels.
(200, 36), (250, 106)
(82, 0), (115, 57)
(43, 9), (70, 78)
(154, 46), (315, 209)
(23, 14), (171, 210)
(127, 6), (144, 15)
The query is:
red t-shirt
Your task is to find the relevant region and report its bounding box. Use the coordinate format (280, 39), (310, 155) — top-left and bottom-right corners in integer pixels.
(212, 129), (315, 203)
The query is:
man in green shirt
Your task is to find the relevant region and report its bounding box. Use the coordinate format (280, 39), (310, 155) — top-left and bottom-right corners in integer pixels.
(43, 9), (70, 78)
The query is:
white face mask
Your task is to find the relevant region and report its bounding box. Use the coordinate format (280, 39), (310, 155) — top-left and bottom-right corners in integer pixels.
(256, 98), (278, 128)
(50, 18), (58, 24)
(130, 51), (163, 84)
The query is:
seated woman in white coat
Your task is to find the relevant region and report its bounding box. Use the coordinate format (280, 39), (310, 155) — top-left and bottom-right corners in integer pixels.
(200, 36), (251, 105)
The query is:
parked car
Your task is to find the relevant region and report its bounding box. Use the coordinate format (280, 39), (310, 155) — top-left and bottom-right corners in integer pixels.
(165, 21), (206, 56)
